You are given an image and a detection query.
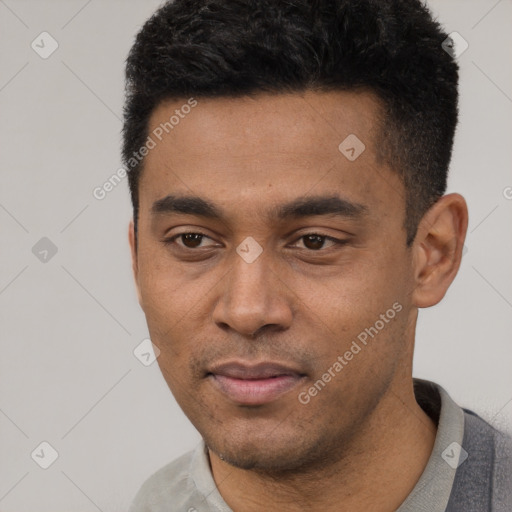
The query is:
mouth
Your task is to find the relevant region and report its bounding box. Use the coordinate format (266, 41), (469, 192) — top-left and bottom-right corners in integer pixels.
(207, 361), (307, 406)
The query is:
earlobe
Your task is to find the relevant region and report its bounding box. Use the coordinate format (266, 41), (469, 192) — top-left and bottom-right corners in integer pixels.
(411, 193), (468, 308)
(128, 220), (143, 307)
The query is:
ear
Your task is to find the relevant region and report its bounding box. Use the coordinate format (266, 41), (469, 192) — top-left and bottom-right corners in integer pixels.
(128, 220), (143, 307)
(411, 193), (468, 308)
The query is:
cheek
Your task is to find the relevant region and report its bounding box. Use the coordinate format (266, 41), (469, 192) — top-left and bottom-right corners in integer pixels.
(138, 259), (206, 323)
(300, 267), (397, 325)
(293, 252), (408, 363)
(136, 259), (221, 368)
(136, 270), (193, 366)
(298, 304), (406, 420)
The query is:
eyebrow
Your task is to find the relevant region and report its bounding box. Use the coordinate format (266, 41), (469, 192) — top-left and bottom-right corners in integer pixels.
(151, 194), (368, 221)
(274, 195), (367, 220)
(152, 195), (221, 218)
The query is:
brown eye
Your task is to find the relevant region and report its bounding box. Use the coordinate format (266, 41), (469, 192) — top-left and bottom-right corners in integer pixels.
(291, 234), (344, 251)
(302, 235), (326, 250)
(181, 233), (204, 248)
(163, 231), (219, 251)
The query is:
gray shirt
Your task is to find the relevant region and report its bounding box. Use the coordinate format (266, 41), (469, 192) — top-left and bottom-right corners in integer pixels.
(129, 379), (512, 511)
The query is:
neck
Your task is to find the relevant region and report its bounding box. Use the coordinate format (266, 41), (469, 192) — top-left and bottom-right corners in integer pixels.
(209, 377), (437, 512)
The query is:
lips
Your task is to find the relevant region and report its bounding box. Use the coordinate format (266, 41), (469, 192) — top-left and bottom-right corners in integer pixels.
(207, 361), (306, 405)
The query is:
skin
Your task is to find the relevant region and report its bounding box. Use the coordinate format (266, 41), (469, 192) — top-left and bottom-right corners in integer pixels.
(129, 90), (468, 511)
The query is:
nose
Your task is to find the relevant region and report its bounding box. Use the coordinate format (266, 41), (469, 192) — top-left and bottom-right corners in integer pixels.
(212, 250), (293, 338)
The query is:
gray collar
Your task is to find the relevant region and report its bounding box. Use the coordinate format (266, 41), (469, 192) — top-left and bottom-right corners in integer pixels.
(397, 379), (465, 511)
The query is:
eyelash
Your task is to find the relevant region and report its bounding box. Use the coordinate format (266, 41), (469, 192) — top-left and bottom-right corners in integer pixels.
(163, 232), (347, 251)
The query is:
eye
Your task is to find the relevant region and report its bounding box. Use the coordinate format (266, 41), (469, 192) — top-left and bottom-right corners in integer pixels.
(164, 232), (218, 249)
(292, 234), (343, 251)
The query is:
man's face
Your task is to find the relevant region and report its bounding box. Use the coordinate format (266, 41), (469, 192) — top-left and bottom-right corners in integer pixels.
(131, 91), (417, 472)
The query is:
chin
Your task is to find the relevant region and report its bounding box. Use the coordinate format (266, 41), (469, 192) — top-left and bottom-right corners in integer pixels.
(203, 428), (328, 474)
(211, 446), (306, 473)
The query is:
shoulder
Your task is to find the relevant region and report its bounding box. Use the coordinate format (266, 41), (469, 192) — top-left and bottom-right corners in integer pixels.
(462, 408), (512, 458)
(447, 409), (512, 511)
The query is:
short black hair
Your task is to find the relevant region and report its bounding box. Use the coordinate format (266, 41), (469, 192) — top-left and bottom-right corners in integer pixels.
(122, 0), (458, 245)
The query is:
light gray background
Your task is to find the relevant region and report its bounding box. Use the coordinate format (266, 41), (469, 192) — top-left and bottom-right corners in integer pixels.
(1, 0), (511, 510)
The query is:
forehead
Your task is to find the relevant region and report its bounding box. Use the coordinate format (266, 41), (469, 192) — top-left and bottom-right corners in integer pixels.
(138, 90), (402, 223)
(147, 89), (381, 158)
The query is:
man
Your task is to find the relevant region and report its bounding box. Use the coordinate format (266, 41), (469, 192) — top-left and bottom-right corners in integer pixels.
(124, 0), (512, 510)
